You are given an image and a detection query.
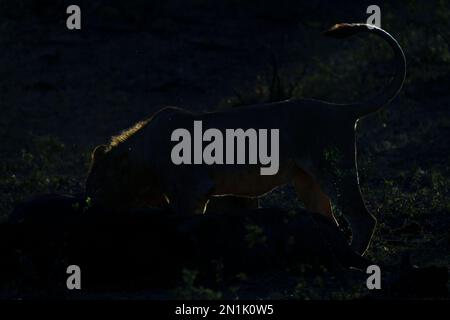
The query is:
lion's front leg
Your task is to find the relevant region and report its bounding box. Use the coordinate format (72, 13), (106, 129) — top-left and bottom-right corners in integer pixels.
(167, 192), (211, 216)
(164, 173), (214, 216)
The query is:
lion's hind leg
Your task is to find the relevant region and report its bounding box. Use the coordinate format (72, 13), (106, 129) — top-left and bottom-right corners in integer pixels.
(292, 168), (338, 226)
(333, 162), (376, 255)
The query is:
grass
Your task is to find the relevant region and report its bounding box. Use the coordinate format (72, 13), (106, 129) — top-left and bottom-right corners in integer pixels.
(0, 135), (88, 221)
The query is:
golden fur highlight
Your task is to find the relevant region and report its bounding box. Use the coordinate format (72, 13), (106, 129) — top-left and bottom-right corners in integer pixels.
(108, 119), (149, 150)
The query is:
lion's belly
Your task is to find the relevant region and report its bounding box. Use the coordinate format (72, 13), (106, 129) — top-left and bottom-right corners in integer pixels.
(209, 164), (293, 197)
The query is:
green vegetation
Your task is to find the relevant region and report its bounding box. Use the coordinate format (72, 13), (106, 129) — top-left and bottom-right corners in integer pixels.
(0, 135), (88, 221)
(173, 269), (223, 300)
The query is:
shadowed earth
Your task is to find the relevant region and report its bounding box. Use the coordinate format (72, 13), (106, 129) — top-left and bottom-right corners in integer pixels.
(0, 193), (447, 300)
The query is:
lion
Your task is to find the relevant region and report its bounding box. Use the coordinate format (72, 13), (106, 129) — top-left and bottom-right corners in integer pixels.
(86, 23), (406, 254)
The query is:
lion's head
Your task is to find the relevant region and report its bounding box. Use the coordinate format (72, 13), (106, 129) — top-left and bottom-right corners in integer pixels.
(85, 144), (134, 210)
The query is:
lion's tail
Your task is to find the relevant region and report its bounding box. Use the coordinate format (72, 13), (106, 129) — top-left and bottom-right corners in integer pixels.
(324, 23), (406, 117)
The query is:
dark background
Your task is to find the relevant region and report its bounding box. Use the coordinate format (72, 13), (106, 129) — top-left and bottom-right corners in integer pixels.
(0, 0), (449, 298)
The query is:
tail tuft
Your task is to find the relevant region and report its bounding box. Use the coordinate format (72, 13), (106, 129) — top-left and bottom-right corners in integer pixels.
(323, 23), (368, 39)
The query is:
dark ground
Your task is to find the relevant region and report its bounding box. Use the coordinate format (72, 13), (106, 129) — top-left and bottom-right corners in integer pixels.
(0, 0), (449, 299)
